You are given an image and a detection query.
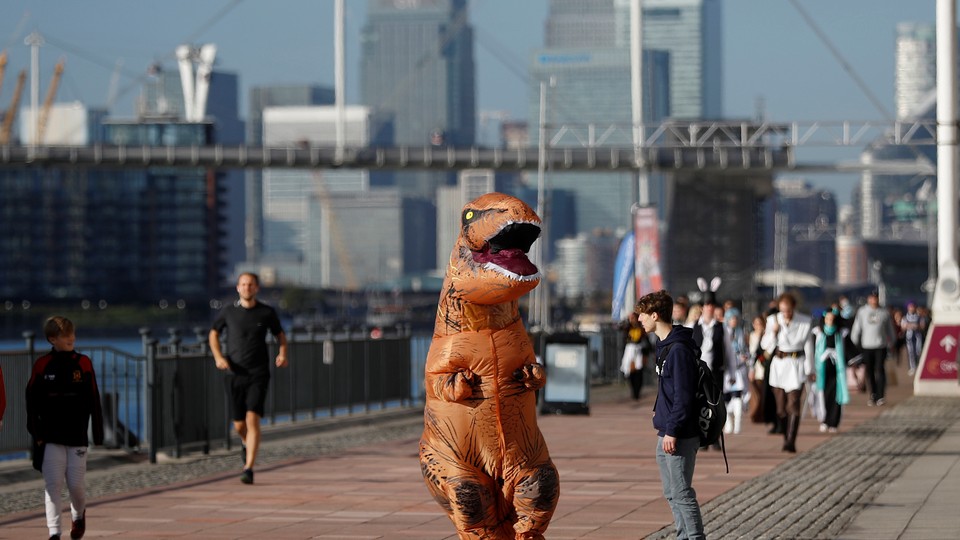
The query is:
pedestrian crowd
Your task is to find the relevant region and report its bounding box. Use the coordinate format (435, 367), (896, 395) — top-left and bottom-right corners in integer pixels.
(625, 286), (929, 540)
(623, 288), (930, 448)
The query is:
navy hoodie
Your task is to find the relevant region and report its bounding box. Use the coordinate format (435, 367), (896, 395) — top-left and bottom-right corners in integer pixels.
(653, 325), (700, 439)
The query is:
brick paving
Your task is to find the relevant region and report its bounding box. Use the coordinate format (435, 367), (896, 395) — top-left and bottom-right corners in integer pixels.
(0, 359), (957, 539)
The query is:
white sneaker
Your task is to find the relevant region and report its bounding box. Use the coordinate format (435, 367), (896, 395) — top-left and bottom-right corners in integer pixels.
(819, 423), (828, 432)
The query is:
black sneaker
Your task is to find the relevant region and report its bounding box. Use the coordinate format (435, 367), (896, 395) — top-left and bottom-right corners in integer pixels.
(70, 510), (85, 539)
(49, 535), (61, 540)
(241, 468), (254, 484)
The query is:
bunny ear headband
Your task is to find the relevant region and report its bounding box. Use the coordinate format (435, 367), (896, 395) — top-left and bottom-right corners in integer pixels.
(697, 276), (722, 305)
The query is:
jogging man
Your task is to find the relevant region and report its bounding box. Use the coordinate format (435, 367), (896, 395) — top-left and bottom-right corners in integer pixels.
(209, 273), (288, 484)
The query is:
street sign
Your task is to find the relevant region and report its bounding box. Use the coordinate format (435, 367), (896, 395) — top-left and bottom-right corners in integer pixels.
(919, 325), (960, 380)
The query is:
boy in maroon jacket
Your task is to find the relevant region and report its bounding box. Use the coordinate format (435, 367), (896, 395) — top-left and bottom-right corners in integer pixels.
(26, 316), (103, 540)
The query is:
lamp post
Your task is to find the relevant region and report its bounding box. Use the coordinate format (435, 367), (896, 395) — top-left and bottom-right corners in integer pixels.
(532, 77), (555, 332)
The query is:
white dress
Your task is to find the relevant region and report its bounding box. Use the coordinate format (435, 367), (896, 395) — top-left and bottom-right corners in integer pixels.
(761, 312), (814, 392)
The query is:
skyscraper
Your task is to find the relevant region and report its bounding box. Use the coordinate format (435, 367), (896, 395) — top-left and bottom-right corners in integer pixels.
(895, 22), (935, 120)
(135, 65), (246, 280)
(360, 0), (476, 199)
(621, 0), (722, 120)
(530, 0), (674, 247)
(0, 119), (225, 305)
(259, 105), (377, 286)
(436, 169), (496, 270)
(770, 178), (839, 284)
(246, 85), (335, 265)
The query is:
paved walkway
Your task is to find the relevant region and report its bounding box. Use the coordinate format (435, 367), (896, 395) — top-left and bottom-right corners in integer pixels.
(0, 359), (958, 539)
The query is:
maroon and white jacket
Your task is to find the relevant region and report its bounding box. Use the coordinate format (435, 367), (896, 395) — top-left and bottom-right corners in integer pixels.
(26, 349), (104, 447)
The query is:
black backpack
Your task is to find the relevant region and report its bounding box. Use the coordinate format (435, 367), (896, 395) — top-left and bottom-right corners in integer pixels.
(657, 341), (729, 473)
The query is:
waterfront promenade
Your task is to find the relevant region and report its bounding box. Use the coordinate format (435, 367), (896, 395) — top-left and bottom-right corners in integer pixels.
(0, 359), (958, 539)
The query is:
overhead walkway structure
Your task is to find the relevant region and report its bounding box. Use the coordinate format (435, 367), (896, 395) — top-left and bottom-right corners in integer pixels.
(0, 119), (937, 175)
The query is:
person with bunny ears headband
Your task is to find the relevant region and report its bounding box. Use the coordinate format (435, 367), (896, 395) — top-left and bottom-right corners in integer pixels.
(691, 277), (725, 450)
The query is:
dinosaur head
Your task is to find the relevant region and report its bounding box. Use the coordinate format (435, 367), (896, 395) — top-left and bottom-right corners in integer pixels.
(448, 192), (541, 305)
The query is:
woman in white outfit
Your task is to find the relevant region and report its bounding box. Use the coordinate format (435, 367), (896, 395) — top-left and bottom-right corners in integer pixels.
(760, 293), (814, 453)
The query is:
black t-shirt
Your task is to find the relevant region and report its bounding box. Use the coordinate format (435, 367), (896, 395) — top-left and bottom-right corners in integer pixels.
(211, 301), (284, 377)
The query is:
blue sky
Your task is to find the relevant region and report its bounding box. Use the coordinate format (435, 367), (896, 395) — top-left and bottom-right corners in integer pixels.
(0, 0), (937, 201)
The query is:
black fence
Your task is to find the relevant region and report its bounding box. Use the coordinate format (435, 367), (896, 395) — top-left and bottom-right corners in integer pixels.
(1, 322), (627, 462)
(144, 326), (418, 462)
(0, 334), (145, 458)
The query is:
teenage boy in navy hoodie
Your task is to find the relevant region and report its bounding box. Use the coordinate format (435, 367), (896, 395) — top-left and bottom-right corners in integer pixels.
(636, 290), (706, 540)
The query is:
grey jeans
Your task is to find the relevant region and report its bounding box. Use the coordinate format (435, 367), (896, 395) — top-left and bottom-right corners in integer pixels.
(656, 435), (706, 539)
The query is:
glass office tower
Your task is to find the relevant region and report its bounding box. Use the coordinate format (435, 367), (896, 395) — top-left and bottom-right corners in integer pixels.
(0, 121), (223, 304)
(531, 0), (673, 249)
(246, 85), (335, 264)
(894, 23), (935, 121)
(360, 0), (476, 199)
(620, 0), (722, 120)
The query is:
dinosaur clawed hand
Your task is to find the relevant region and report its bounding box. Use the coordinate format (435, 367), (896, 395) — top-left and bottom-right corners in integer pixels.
(440, 369), (478, 402)
(513, 363), (546, 390)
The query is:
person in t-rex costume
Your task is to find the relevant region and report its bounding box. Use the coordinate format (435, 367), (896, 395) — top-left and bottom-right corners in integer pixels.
(420, 192), (559, 539)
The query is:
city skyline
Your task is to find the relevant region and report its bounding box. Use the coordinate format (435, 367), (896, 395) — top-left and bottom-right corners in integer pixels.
(0, 0), (938, 203)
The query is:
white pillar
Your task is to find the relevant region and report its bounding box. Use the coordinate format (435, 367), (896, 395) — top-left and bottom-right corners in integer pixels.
(25, 31), (43, 147)
(334, 0), (346, 163)
(915, 0), (960, 396)
(937, 0), (958, 270)
(630, 0), (648, 206)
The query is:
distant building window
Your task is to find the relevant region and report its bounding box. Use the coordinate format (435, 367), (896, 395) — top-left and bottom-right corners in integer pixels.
(645, 8), (681, 19)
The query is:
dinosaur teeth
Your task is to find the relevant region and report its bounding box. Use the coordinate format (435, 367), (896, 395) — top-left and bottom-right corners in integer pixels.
(482, 262), (541, 282)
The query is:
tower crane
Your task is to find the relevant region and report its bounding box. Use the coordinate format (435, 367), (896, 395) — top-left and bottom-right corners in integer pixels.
(0, 69), (26, 145)
(312, 170), (359, 291)
(36, 58), (64, 145)
(0, 51), (7, 97)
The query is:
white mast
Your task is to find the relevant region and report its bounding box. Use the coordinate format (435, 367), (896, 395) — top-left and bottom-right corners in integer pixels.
(334, 0), (346, 163)
(25, 31), (43, 147)
(175, 45), (196, 121)
(915, 0), (960, 396)
(176, 44), (217, 122)
(194, 44), (217, 121)
(630, 0), (647, 206)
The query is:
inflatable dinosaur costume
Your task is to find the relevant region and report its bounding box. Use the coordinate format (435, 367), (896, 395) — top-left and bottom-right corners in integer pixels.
(419, 192), (559, 539)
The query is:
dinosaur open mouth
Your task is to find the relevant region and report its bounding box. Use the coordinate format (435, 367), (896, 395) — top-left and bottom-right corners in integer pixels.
(471, 222), (540, 279)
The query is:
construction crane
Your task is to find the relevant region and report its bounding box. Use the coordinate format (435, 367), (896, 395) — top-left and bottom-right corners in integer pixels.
(0, 69), (26, 145)
(0, 51), (7, 97)
(311, 170), (359, 291)
(36, 58), (64, 145)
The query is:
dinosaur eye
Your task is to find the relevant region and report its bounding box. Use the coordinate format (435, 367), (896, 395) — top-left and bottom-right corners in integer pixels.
(465, 211), (474, 220)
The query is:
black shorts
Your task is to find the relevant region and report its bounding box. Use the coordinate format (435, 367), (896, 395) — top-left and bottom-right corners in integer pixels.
(224, 374), (270, 421)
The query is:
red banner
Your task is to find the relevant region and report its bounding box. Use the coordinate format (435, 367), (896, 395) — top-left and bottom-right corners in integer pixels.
(633, 206), (663, 297)
(919, 324), (960, 380)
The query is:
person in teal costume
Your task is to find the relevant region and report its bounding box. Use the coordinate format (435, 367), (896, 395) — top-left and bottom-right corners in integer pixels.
(813, 309), (850, 432)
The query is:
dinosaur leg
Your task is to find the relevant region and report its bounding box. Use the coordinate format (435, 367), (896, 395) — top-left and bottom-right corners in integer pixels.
(508, 460), (560, 539)
(421, 444), (515, 538)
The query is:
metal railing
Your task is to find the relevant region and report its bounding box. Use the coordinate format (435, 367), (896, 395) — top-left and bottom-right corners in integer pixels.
(1, 323), (625, 462)
(0, 335), (144, 457)
(141, 326), (419, 463)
